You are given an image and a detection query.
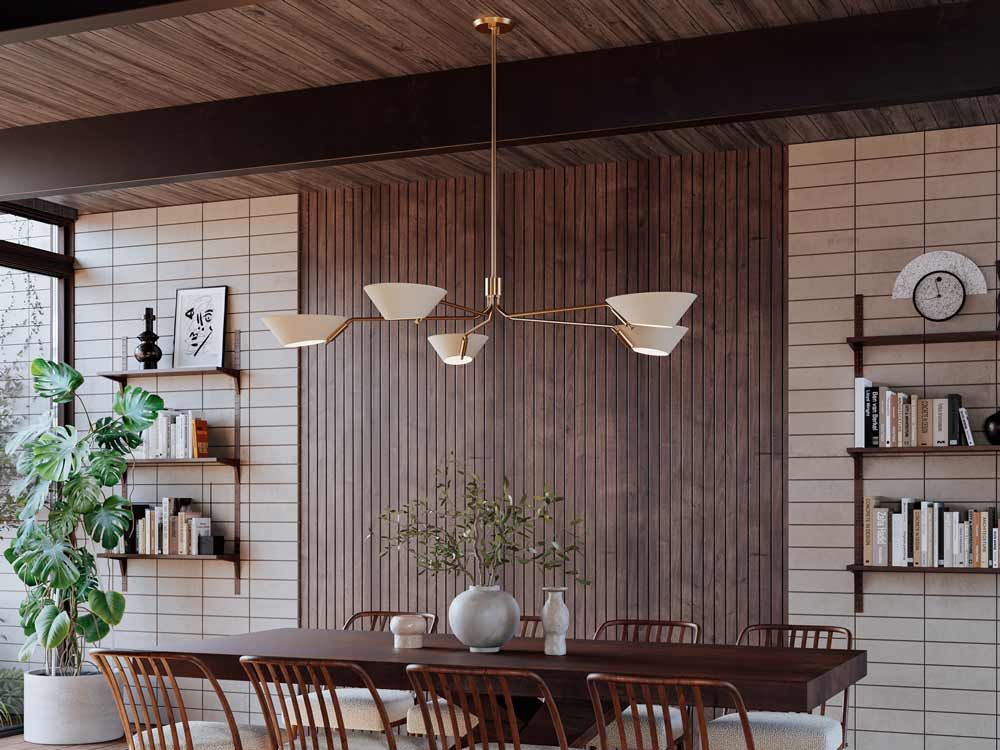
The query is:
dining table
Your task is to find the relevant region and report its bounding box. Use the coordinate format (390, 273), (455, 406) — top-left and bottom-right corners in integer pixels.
(146, 628), (867, 745)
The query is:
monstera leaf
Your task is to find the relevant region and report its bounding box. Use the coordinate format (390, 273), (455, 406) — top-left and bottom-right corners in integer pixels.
(30, 425), (85, 482)
(89, 450), (127, 487)
(30, 359), (83, 404)
(17, 634), (38, 663)
(92, 416), (143, 453)
(113, 386), (164, 432)
(11, 535), (79, 589)
(64, 471), (102, 513)
(18, 591), (48, 636)
(35, 605), (71, 649)
(83, 495), (131, 550)
(87, 589), (125, 626)
(5, 412), (54, 456)
(14, 475), (50, 520)
(46, 501), (80, 540)
(76, 613), (110, 643)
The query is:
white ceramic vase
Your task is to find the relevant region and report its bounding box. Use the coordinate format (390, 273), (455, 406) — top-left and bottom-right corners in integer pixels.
(541, 586), (570, 656)
(448, 585), (520, 653)
(24, 667), (124, 744)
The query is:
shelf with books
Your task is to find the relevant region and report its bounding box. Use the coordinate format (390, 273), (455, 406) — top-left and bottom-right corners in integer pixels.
(97, 552), (240, 593)
(847, 295), (1000, 612)
(106, 338), (244, 594)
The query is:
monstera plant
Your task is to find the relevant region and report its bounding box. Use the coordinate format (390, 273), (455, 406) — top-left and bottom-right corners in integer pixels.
(6, 359), (163, 677)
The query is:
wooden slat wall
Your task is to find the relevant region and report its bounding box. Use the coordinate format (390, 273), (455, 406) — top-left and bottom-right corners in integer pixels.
(299, 146), (788, 644)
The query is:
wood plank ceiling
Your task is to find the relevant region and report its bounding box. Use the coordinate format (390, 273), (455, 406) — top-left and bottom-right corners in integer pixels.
(1, 0), (979, 211)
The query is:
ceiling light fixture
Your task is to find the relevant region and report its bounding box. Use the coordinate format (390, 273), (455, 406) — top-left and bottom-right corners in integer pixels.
(262, 15), (695, 362)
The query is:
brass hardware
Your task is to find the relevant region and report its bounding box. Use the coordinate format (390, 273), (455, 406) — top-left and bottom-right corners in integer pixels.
(459, 336), (469, 360)
(473, 16), (514, 33)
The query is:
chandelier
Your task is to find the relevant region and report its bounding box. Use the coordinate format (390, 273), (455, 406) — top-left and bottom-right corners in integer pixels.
(262, 15), (695, 363)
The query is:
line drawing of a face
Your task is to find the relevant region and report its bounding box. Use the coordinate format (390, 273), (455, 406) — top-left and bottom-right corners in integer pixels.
(183, 294), (215, 357)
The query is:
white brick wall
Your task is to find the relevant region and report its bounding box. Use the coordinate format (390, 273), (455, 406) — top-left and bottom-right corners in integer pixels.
(789, 126), (1000, 750)
(0, 195), (298, 722)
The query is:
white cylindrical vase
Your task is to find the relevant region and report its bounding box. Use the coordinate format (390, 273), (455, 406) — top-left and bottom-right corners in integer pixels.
(24, 667), (124, 744)
(541, 586), (570, 656)
(448, 586), (520, 653)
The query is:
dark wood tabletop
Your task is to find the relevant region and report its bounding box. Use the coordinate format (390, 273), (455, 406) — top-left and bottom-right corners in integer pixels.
(148, 628), (865, 714)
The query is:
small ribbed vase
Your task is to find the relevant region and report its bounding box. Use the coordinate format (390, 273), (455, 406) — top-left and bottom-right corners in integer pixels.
(541, 586), (569, 656)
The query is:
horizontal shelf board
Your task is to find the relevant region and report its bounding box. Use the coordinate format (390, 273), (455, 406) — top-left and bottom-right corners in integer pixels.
(98, 553), (238, 561)
(847, 330), (1000, 350)
(126, 457), (238, 467)
(98, 367), (239, 382)
(848, 564), (998, 574)
(848, 446), (1000, 455)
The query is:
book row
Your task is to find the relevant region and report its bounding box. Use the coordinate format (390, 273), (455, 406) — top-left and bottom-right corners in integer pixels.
(125, 497), (216, 556)
(863, 496), (998, 568)
(132, 410), (210, 460)
(853, 378), (973, 448)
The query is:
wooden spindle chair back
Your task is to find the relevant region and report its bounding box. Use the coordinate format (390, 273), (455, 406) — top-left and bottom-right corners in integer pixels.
(737, 624), (852, 739)
(241, 656), (403, 750)
(343, 610), (438, 633)
(587, 674), (754, 750)
(407, 664), (569, 750)
(518, 615), (543, 637)
(92, 650), (243, 750)
(594, 619), (700, 644)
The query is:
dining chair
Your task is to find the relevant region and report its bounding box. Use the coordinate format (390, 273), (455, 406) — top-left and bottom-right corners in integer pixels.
(587, 673), (755, 750)
(708, 624), (853, 750)
(241, 655), (426, 750)
(519, 615), (543, 637)
(334, 610), (439, 733)
(589, 619), (700, 748)
(594, 619), (700, 644)
(92, 649), (272, 750)
(406, 663), (569, 750)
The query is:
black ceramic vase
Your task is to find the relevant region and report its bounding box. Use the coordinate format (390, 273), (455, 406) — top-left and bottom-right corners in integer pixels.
(134, 307), (162, 370)
(984, 410), (1000, 445)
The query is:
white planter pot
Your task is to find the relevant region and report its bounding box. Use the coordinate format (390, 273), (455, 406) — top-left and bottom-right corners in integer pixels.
(448, 585), (520, 653)
(24, 668), (124, 745)
(541, 586), (569, 656)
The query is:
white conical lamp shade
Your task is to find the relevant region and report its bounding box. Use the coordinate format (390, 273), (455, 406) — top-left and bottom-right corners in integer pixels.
(616, 324), (687, 357)
(428, 333), (489, 366)
(261, 314), (348, 348)
(364, 283), (447, 320)
(606, 292), (696, 328)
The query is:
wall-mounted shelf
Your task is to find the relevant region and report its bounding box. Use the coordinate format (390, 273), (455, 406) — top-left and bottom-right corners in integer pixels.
(98, 366), (240, 389)
(847, 330), (1000, 352)
(97, 552), (241, 594)
(100, 341), (243, 593)
(847, 295), (1000, 612)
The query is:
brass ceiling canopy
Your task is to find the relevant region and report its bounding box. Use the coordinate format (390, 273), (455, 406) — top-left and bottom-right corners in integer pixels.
(262, 14), (695, 362)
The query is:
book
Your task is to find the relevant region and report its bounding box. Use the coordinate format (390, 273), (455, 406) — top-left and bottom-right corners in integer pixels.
(913, 509), (922, 567)
(190, 517), (212, 555)
(917, 398), (932, 446)
(959, 407), (975, 446)
(897, 394), (908, 447)
(863, 497), (875, 565)
(891, 512), (905, 566)
(948, 394), (962, 446)
(855, 378), (872, 448)
(932, 399), (948, 447)
(878, 387), (889, 447)
(874, 508), (890, 566)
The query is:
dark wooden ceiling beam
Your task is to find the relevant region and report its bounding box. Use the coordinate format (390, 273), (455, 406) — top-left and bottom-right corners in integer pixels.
(0, 1), (259, 44)
(1, 0), (997, 200)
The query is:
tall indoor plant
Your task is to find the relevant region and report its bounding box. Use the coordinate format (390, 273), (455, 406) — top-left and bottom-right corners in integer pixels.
(377, 461), (588, 653)
(7, 359), (163, 743)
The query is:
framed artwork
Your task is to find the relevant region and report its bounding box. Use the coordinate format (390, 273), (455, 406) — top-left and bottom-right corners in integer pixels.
(172, 286), (227, 368)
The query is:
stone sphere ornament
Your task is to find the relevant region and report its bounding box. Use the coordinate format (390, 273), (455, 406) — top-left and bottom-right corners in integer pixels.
(984, 411), (1000, 446)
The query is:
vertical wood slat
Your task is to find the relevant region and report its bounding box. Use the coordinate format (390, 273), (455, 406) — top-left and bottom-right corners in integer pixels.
(299, 148), (787, 641)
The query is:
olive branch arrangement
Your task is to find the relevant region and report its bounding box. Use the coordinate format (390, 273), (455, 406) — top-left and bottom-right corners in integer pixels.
(374, 461), (589, 588)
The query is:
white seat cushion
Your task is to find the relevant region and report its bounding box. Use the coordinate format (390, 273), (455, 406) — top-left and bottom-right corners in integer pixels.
(132, 721), (271, 750)
(292, 688), (413, 730)
(705, 711), (842, 750)
(406, 699), (480, 736)
(296, 730), (428, 750)
(594, 705), (686, 749)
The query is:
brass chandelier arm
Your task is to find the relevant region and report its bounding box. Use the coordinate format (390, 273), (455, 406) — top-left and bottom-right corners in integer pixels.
(438, 299), (490, 316)
(495, 301), (624, 329)
(464, 305), (495, 336)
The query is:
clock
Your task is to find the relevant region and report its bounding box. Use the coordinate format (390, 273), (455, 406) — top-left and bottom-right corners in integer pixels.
(912, 270), (965, 321)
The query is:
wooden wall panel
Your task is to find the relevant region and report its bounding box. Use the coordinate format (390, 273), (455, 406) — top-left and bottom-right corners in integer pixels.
(299, 146), (788, 644)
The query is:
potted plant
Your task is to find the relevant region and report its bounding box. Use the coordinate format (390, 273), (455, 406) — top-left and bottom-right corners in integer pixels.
(7, 359), (163, 744)
(376, 461), (588, 653)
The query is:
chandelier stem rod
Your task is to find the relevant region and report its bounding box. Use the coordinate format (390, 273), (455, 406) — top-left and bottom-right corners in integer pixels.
(488, 22), (499, 295)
